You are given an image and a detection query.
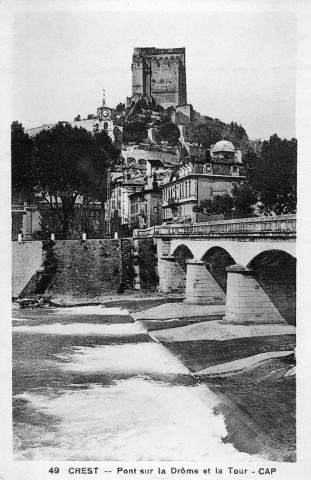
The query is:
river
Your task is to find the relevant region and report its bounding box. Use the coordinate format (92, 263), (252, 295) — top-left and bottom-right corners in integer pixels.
(13, 305), (258, 461)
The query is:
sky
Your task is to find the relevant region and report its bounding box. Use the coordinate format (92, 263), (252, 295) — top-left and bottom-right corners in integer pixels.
(12, 1), (297, 140)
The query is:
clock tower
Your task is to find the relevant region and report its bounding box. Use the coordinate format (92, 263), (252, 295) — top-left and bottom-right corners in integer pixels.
(96, 89), (114, 139)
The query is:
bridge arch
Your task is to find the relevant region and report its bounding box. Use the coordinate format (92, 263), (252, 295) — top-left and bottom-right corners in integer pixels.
(247, 249), (296, 326)
(169, 238), (295, 268)
(201, 247), (236, 293)
(173, 244), (194, 272)
(154, 215), (296, 318)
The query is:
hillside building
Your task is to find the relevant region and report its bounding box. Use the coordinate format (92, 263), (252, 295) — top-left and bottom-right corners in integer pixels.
(127, 47), (188, 109)
(129, 188), (162, 230)
(161, 140), (245, 223)
(105, 170), (145, 238)
(105, 142), (182, 236)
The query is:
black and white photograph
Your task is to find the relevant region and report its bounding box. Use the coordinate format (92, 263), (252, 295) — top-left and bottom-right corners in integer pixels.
(1, 0), (311, 478)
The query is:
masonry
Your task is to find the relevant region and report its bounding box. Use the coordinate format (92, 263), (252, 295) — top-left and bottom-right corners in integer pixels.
(45, 239), (124, 298)
(134, 215), (296, 325)
(12, 235), (164, 299)
(12, 241), (45, 297)
(12, 239), (134, 300)
(131, 47), (187, 108)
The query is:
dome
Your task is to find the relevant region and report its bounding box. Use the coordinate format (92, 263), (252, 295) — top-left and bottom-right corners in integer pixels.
(212, 140), (235, 152)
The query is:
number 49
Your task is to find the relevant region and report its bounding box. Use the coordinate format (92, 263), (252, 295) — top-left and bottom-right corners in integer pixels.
(49, 467), (59, 474)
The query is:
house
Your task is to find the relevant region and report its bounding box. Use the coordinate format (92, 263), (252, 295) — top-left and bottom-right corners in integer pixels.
(161, 140), (245, 223)
(129, 187), (162, 230)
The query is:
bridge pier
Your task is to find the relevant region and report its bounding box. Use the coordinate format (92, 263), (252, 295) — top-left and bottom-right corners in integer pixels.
(158, 255), (186, 294)
(224, 264), (287, 325)
(184, 259), (226, 305)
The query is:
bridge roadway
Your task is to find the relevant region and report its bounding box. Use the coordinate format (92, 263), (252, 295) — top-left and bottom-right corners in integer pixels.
(134, 215), (296, 326)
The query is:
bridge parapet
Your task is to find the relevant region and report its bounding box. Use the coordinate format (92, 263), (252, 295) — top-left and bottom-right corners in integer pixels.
(133, 215), (296, 239)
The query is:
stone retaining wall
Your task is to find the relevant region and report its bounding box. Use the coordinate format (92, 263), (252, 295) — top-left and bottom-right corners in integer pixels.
(12, 241), (44, 297)
(45, 239), (122, 298)
(12, 239), (135, 299)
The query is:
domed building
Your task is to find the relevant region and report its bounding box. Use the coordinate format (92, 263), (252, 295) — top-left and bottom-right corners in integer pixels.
(212, 140), (235, 152)
(210, 140), (242, 163)
(161, 140), (245, 224)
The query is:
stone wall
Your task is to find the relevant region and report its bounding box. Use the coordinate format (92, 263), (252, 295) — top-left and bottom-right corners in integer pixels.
(251, 256), (296, 326)
(132, 55), (144, 96)
(134, 237), (158, 291)
(121, 146), (179, 165)
(121, 238), (134, 290)
(255, 271), (296, 326)
(12, 241), (44, 297)
(151, 57), (180, 107)
(224, 265), (287, 325)
(185, 260), (226, 305)
(131, 48), (187, 108)
(12, 238), (136, 300)
(45, 239), (123, 298)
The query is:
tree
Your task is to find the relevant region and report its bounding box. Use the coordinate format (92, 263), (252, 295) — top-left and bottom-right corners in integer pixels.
(74, 115), (81, 121)
(156, 122), (180, 146)
(123, 121), (148, 144)
(246, 135), (297, 215)
(11, 121), (35, 201)
(195, 193), (234, 218)
(33, 122), (119, 238)
(115, 102), (125, 114)
(195, 183), (257, 219)
(187, 114), (249, 151)
(87, 114), (97, 120)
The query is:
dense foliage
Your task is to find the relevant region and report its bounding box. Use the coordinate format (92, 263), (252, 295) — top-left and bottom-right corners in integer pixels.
(155, 122), (180, 146)
(187, 114), (250, 152)
(11, 121), (35, 202)
(246, 135), (297, 215)
(123, 120), (148, 144)
(195, 183), (257, 219)
(33, 123), (119, 237)
(12, 121), (119, 238)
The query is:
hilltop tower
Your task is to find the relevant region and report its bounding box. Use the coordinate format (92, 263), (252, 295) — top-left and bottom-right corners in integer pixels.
(129, 47), (187, 109)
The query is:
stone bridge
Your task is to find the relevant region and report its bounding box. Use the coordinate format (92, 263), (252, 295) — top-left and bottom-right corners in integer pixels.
(134, 215), (296, 326)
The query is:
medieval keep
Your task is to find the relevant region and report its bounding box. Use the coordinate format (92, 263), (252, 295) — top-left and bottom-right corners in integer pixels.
(127, 47), (187, 108)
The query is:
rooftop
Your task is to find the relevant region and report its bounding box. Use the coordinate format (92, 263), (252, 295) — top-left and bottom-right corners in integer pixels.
(211, 140), (235, 153)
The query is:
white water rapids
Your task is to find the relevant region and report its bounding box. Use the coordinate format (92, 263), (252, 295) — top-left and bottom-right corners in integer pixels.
(13, 306), (261, 461)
